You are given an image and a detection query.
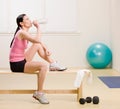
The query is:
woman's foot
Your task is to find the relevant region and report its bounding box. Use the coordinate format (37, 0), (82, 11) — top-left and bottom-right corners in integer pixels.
(49, 61), (67, 71)
(33, 91), (49, 104)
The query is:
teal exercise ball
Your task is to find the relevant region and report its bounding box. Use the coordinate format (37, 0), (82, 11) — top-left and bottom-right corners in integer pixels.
(86, 43), (112, 69)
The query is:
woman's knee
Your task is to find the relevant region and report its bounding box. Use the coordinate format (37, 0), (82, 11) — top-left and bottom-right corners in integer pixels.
(40, 62), (49, 72)
(33, 43), (43, 50)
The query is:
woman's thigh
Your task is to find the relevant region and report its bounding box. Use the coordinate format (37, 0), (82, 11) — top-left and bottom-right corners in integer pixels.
(25, 44), (45, 62)
(24, 61), (48, 73)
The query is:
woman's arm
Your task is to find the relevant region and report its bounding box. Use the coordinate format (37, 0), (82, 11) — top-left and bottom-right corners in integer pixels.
(19, 30), (40, 43)
(32, 20), (50, 53)
(19, 20), (41, 43)
(19, 21), (49, 53)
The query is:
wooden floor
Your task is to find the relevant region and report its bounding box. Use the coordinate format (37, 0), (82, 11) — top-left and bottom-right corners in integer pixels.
(0, 68), (120, 109)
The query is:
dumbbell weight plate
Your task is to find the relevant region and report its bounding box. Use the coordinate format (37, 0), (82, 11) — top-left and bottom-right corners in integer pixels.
(93, 96), (99, 104)
(86, 97), (92, 103)
(79, 98), (85, 104)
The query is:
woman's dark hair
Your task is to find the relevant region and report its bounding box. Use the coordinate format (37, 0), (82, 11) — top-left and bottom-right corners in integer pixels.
(10, 14), (26, 47)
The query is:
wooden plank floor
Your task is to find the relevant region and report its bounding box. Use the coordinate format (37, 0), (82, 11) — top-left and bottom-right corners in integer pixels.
(0, 68), (120, 109)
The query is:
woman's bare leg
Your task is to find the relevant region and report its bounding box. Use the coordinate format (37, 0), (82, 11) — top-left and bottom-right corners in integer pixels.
(24, 61), (48, 92)
(25, 43), (54, 63)
(24, 61), (49, 104)
(25, 43), (67, 71)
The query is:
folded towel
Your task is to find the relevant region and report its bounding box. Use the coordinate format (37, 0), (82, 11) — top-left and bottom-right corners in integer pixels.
(74, 69), (92, 88)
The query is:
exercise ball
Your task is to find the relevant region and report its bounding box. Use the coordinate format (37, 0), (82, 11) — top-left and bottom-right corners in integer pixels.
(86, 43), (112, 69)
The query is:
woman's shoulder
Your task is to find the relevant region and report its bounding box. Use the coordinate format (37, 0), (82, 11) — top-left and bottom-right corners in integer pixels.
(17, 30), (30, 37)
(16, 30), (27, 39)
(17, 29), (25, 34)
(17, 29), (32, 40)
(16, 29), (23, 36)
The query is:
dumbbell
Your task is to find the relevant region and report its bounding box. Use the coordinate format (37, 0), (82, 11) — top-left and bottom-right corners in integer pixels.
(79, 97), (92, 104)
(79, 96), (99, 105)
(93, 96), (99, 104)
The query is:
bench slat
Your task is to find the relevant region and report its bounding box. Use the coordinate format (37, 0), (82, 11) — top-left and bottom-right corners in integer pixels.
(0, 89), (78, 94)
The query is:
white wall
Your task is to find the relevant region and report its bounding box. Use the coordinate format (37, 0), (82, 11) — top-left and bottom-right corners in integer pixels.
(0, 0), (112, 69)
(77, 0), (112, 67)
(111, 0), (120, 72)
(0, 0), (46, 33)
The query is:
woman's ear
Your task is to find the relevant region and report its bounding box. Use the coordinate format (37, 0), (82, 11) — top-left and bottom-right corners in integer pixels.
(20, 22), (24, 27)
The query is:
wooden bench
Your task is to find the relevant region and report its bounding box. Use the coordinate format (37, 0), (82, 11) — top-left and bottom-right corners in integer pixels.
(0, 68), (82, 101)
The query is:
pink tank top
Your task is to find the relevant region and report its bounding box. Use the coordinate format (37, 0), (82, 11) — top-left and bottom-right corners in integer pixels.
(9, 34), (28, 62)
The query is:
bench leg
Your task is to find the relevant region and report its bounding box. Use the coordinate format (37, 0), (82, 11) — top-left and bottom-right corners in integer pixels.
(77, 83), (82, 101)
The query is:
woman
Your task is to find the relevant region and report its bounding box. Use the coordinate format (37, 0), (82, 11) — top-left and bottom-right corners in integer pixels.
(9, 14), (66, 104)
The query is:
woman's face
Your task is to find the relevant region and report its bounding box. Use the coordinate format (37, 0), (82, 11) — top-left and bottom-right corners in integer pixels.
(21, 15), (32, 28)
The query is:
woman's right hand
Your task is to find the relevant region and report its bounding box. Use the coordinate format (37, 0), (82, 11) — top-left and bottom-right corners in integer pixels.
(33, 20), (40, 29)
(45, 49), (52, 56)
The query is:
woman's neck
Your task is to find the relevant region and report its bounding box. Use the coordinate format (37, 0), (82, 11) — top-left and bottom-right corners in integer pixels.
(22, 27), (29, 32)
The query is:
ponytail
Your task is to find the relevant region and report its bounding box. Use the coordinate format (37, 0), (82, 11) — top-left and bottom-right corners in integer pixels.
(10, 14), (26, 47)
(10, 26), (20, 48)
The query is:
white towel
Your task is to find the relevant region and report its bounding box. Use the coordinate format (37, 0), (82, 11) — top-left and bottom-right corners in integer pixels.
(74, 69), (92, 88)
